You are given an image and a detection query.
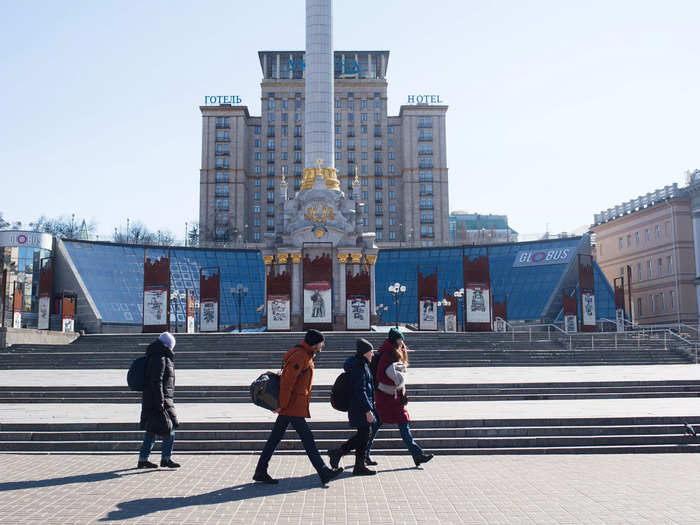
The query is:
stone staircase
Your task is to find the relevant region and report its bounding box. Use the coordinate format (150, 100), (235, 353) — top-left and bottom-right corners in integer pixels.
(0, 331), (692, 369)
(1, 417), (699, 454)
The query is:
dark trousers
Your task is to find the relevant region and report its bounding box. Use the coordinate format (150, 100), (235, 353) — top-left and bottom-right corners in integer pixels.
(256, 415), (325, 474)
(338, 425), (371, 466)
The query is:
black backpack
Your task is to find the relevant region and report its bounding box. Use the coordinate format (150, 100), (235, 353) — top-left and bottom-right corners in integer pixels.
(331, 358), (364, 412)
(127, 355), (148, 392)
(250, 371), (281, 411)
(369, 351), (381, 388)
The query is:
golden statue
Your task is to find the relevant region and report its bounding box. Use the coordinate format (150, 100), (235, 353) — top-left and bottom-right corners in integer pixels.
(300, 158), (340, 191)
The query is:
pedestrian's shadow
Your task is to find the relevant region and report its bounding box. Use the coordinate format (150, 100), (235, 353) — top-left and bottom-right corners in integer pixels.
(0, 468), (153, 493)
(378, 466), (419, 473)
(100, 473), (323, 521)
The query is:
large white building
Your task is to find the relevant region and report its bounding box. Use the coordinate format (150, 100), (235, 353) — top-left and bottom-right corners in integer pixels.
(199, 50), (449, 248)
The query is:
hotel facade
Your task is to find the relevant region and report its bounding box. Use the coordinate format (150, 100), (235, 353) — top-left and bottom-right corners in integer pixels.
(199, 51), (449, 248)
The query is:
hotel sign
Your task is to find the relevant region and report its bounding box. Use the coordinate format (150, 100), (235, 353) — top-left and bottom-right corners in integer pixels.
(512, 248), (573, 268)
(203, 96), (242, 105)
(407, 95), (443, 104)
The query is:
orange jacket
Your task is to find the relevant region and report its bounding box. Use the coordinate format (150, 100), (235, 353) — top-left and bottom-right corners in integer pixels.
(278, 341), (315, 418)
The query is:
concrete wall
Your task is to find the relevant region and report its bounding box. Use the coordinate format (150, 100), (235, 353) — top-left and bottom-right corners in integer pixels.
(0, 327), (79, 349)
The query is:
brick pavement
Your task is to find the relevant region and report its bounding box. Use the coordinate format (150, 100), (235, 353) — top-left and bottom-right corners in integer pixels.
(0, 453), (699, 524)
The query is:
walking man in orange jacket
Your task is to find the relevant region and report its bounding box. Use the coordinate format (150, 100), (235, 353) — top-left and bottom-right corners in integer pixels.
(253, 329), (343, 486)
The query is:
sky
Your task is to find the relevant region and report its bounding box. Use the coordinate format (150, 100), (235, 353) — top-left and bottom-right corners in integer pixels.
(1, 0), (699, 241)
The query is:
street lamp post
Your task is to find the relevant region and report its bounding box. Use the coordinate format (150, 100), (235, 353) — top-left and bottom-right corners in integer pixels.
(453, 288), (465, 332)
(231, 284), (248, 333)
(388, 282), (406, 328)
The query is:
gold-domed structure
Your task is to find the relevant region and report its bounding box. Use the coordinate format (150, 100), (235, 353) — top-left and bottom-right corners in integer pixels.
(300, 158), (340, 191)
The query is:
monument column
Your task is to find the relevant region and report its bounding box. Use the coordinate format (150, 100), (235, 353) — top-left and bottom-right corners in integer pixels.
(365, 252), (378, 322)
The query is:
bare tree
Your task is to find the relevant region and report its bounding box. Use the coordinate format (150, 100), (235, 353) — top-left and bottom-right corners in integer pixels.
(187, 221), (200, 247)
(0, 212), (9, 230)
(112, 221), (175, 246)
(29, 215), (97, 239)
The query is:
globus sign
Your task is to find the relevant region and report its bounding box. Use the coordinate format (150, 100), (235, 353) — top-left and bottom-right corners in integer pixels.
(0, 231), (52, 250)
(512, 248), (573, 268)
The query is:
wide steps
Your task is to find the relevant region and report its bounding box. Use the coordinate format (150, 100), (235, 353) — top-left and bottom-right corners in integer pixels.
(1, 417), (699, 454)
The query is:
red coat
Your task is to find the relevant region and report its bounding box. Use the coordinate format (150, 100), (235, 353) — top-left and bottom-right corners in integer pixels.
(278, 342), (315, 418)
(374, 339), (410, 424)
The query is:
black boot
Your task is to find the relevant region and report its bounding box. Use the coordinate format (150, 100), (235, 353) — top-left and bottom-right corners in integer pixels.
(253, 470), (279, 484)
(414, 453), (434, 467)
(365, 456), (378, 466)
(319, 466), (343, 486)
(160, 459), (181, 468)
(353, 464), (376, 476)
(137, 460), (158, 469)
(328, 448), (342, 469)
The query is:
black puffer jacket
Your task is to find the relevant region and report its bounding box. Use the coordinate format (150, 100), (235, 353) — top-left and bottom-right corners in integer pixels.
(139, 340), (178, 431)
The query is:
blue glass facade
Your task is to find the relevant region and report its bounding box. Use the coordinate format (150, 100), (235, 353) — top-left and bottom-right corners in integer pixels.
(63, 241), (265, 327)
(64, 236), (615, 329)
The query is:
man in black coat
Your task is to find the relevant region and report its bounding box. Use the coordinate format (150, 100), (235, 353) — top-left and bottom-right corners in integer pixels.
(137, 332), (180, 469)
(327, 338), (376, 476)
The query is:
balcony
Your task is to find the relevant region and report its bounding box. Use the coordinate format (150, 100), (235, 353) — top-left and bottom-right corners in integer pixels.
(419, 150), (432, 155)
(418, 135), (433, 142)
(267, 130), (275, 138)
(374, 131), (382, 138)
(216, 151), (230, 156)
(375, 224), (383, 230)
(375, 198), (383, 203)
(215, 191), (229, 197)
(215, 123), (230, 129)
(375, 210), (384, 216)
(294, 145), (302, 151)
(267, 198), (275, 203)
(420, 204), (433, 210)
(374, 144), (382, 150)
(267, 158), (275, 164)
(420, 218), (434, 224)
(216, 137), (230, 142)
(420, 190), (433, 196)
(266, 210), (275, 217)
(421, 232), (435, 238)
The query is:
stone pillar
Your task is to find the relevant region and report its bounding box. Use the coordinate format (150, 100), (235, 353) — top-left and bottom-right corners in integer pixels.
(290, 252), (302, 330)
(336, 252), (350, 330)
(305, 0), (334, 169)
(365, 252), (378, 323)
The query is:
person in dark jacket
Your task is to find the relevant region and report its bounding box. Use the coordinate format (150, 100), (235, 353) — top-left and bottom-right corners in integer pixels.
(253, 329), (343, 486)
(365, 327), (433, 467)
(137, 332), (180, 469)
(327, 338), (376, 476)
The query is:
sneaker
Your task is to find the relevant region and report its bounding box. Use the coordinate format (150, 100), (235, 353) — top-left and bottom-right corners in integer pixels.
(160, 459), (181, 468)
(319, 466), (343, 486)
(413, 453), (434, 467)
(253, 471), (279, 484)
(137, 460), (158, 469)
(328, 448), (342, 469)
(353, 465), (376, 476)
(365, 456), (378, 466)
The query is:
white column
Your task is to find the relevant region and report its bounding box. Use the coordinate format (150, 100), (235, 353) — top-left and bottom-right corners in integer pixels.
(276, 54), (280, 79)
(305, 0), (334, 169)
(289, 54), (293, 79)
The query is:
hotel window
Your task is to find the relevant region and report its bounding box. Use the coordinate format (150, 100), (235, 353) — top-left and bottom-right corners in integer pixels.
(375, 165), (382, 175)
(376, 231), (383, 240)
(389, 164), (395, 174)
(618, 238), (623, 250)
(361, 125), (367, 134)
(649, 295), (655, 313)
(637, 297), (643, 316)
(335, 113), (341, 122)
(294, 126), (301, 137)
(389, 178), (395, 186)
(658, 258), (663, 278)
(335, 152), (341, 160)
(670, 290), (676, 311)
(215, 185), (228, 196)
(637, 263), (642, 281)
(655, 224), (661, 240)
(268, 113), (275, 122)
(215, 172), (228, 182)
(376, 204), (383, 215)
(361, 152), (368, 161)
(348, 139), (355, 150)
(646, 260), (652, 280)
(388, 151), (395, 160)
(216, 130), (229, 141)
(215, 158), (229, 169)
(388, 139), (395, 147)
(294, 165), (302, 176)
(389, 204), (396, 213)
(389, 217), (396, 226)
(254, 179), (261, 187)
(281, 126), (288, 136)
(374, 152), (381, 163)
(281, 113), (288, 122)
(282, 100), (288, 109)
(626, 235), (631, 248)
(375, 191), (382, 202)
(295, 113), (301, 122)
(254, 191), (260, 201)
(376, 217), (383, 228)
(267, 152), (274, 163)
(388, 126), (394, 134)
(348, 152), (355, 163)
(420, 171), (433, 182)
(660, 293), (665, 312)
(335, 126), (340, 134)
(267, 165), (275, 176)
(645, 228), (650, 241)
(267, 218), (275, 229)
(361, 99), (367, 109)
(215, 198), (228, 210)
(348, 100), (355, 110)
(255, 139), (261, 148)
(267, 127), (275, 137)
(389, 231), (396, 240)
(374, 126), (381, 137)
(255, 126), (261, 135)
(667, 256), (673, 275)
(216, 117), (230, 129)
(335, 139), (342, 148)
(255, 165), (261, 174)
(294, 152), (302, 163)
(361, 113), (367, 122)
(253, 218), (260, 227)
(362, 217), (368, 226)
(361, 177), (368, 186)
(253, 205), (261, 213)
(361, 165), (368, 174)
(294, 139), (302, 150)
(335, 99), (342, 108)
(419, 129), (432, 141)
(267, 97), (275, 110)
(362, 191), (368, 200)
(253, 231), (261, 241)
(375, 112), (381, 122)
(348, 113), (354, 122)
(418, 117), (433, 128)
(281, 152), (288, 161)
(389, 190), (396, 200)
(635, 232), (640, 245)
(419, 143), (433, 155)
(419, 158), (433, 169)
(267, 139), (275, 150)
(281, 139), (288, 148)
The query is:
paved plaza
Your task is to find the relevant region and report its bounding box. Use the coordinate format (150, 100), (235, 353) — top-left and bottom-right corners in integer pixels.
(1, 453), (700, 524)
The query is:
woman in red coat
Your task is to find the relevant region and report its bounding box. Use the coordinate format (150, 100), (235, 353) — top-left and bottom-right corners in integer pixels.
(366, 327), (434, 467)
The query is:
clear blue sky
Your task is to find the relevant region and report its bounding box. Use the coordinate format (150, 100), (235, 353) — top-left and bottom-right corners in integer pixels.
(2, 0), (699, 241)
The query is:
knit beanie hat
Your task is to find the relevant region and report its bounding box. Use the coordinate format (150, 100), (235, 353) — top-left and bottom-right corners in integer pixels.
(388, 327), (404, 343)
(304, 329), (325, 346)
(159, 331), (176, 350)
(356, 338), (374, 356)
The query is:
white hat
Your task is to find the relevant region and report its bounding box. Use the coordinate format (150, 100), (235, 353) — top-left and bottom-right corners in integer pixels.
(158, 331), (176, 350)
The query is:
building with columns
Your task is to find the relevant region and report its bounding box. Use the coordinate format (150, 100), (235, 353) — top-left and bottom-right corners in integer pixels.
(199, 49), (449, 248)
(591, 178), (699, 327)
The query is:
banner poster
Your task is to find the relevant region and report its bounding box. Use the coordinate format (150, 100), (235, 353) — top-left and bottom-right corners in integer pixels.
(419, 297), (437, 330)
(200, 301), (219, 332)
(38, 295), (50, 330)
(62, 317), (74, 333)
(304, 281), (331, 324)
(143, 287), (168, 327)
(187, 316), (195, 334)
(347, 295), (370, 330)
(615, 308), (625, 333)
(581, 292), (596, 327)
(466, 286), (490, 324)
(267, 295), (291, 331)
(565, 314), (578, 333)
(12, 311), (21, 329)
(494, 317), (507, 333)
(445, 313), (457, 332)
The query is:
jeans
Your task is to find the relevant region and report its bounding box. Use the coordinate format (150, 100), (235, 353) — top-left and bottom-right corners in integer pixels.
(139, 430), (175, 461)
(256, 415), (325, 474)
(338, 425), (371, 466)
(366, 415), (423, 459)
